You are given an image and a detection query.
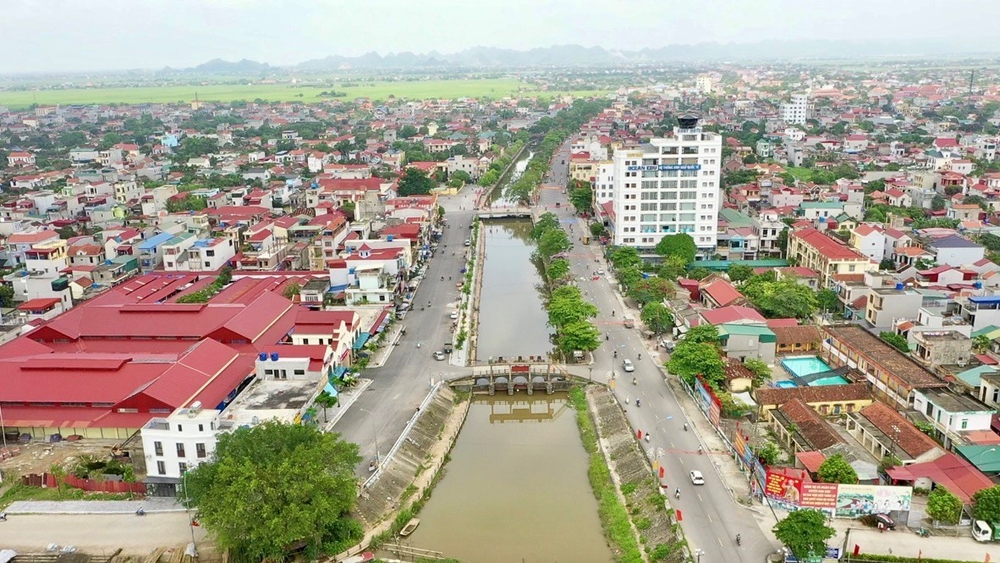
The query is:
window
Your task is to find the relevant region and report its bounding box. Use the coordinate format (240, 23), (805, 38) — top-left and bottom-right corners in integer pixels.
(176, 424), (182, 432)
(177, 443), (186, 458)
(294, 369), (305, 376)
(198, 424), (204, 432)
(196, 443), (207, 458)
(154, 441), (163, 456)
(179, 462), (188, 474)
(961, 419), (969, 430)
(157, 461), (166, 475)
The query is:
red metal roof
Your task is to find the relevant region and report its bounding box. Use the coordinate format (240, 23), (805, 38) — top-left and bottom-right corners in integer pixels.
(17, 298), (61, 311)
(793, 228), (868, 261)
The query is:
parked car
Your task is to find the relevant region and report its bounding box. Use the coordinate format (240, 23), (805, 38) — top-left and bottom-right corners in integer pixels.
(623, 359), (635, 372)
(689, 470), (705, 485)
(433, 351), (446, 361)
(450, 310), (459, 320)
(464, 239), (471, 246)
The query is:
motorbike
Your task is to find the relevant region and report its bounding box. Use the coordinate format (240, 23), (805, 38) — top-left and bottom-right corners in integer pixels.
(632, 378), (637, 385)
(644, 433), (650, 443)
(683, 423), (688, 431)
(674, 489), (680, 499)
(635, 399), (641, 407)
(136, 508), (146, 517)
(736, 535), (742, 546)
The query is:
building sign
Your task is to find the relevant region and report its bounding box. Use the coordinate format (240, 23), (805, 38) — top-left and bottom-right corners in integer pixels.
(835, 484), (912, 518)
(625, 164), (702, 172)
(765, 470), (803, 505)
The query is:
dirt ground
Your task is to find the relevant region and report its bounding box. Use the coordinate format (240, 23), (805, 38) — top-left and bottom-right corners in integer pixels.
(0, 512), (214, 556)
(1, 438), (127, 478)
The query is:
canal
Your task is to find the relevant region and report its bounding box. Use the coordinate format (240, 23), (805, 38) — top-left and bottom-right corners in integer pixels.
(405, 395), (612, 563)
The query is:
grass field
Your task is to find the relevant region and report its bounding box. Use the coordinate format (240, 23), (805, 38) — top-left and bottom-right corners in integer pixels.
(0, 78), (609, 108)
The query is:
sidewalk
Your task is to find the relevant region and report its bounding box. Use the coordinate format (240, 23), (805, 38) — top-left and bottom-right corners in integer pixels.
(366, 324), (402, 369)
(324, 378), (373, 430)
(6, 498), (184, 514)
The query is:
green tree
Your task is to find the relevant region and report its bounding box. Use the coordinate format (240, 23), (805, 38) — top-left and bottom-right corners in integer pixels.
(879, 331), (910, 353)
(397, 167), (436, 196)
(0, 285), (14, 308)
(641, 302), (675, 335)
(927, 486), (963, 525)
(537, 228), (571, 259)
(313, 391), (339, 424)
(548, 291), (598, 328)
(974, 334), (992, 354)
(617, 266), (642, 291)
(628, 277), (672, 306)
(773, 509), (836, 561)
(398, 125), (418, 139)
(607, 246), (642, 271)
(547, 258), (570, 283)
(743, 278), (818, 319)
(816, 288), (841, 314)
(817, 453), (859, 484)
(755, 441), (781, 466)
(557, 320), (601, 355)
(667, 342), (726, 387)
(654, 233), (697, 264)
(743, 358), (772, 388)
(184, 421), (362, 561)
(727, 264), (754, 283)
(657, 256), (688, 281)
(282, 282), (302, 300)
(56, 225), (77, 240)
(684, 324), (720, 345)
(568, 180), (594, 213)
(974, 485), (1000, 522)
(530, 212), (561, 240)
(931, 195), (946, 211)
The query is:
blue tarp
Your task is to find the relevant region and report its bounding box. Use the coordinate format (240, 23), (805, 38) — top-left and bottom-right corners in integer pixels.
(323, 382), (338, 397)
(353, 332), (371, 350)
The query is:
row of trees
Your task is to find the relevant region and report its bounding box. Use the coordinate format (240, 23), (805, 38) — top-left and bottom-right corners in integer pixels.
(531, 213), (600, 357)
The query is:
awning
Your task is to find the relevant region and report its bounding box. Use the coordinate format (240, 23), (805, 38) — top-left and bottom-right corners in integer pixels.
(353, 333), (371, 350)
(323, 382), (339, 397)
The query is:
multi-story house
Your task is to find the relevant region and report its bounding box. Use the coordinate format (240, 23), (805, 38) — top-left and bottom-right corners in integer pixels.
(786, 228), (877, 288)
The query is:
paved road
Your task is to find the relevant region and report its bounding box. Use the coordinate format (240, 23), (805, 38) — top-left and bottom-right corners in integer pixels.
(540, 143), (773, 563)
(0, 512), (208, 555)
(333, 187), (478, 476)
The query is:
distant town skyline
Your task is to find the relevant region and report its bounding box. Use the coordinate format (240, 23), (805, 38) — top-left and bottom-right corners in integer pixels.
(4, 0), (1000, 74)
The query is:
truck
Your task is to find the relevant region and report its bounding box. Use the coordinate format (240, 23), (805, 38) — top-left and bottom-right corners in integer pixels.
(972, 520), (1000, 542)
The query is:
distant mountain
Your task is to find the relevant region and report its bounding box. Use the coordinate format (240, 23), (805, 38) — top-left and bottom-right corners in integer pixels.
(194, 40), (1000, 73)
(189, 58), (271, 73)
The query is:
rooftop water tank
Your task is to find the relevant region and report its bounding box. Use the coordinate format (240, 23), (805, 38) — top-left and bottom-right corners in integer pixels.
(258, 352), (268, 361)
(975, 281), (984, 289)
(270, 352), (279, 361)
(895, 282), (904, 290)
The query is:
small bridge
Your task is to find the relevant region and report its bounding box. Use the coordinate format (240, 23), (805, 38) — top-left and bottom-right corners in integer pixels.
(447, 362), (585, 396)
(476, 205), (533, 220)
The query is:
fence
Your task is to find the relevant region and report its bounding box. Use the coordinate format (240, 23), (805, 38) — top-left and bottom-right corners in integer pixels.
(22, 472), (147, 494)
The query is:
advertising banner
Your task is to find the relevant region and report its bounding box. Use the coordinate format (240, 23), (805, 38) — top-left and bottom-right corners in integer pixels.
(764, 470), (803, 505)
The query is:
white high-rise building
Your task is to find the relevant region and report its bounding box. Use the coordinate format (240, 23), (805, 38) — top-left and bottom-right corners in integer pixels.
(610, 116), (722, 258)
(695, 75), (714, 94)
(780, 93), (812, 125)
(594, 162), (615, 205)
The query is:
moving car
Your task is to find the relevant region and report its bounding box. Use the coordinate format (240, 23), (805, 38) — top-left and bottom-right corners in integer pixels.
(623, 359), (635, 372)
(433, 351), (446, 361)
(689, 470), (705, 485)
(450, 310), (460, 320)
(464, 239), (471, 246)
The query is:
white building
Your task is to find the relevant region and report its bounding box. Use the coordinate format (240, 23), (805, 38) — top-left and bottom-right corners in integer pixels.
(594, 162), (615, 205)
(695, 75), (714, 94)
(780, 94), (812, 125)
(610, 117), (722, 257)
(141, 404), (220, 494)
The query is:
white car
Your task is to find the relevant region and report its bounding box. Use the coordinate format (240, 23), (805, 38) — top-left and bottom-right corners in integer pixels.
(597, 269), (605, 275)
(464, 239), (471, 246)
(623, 359), (635, 373)
(690, 470), (705, 485)
(433, 351), (446, 361)
(450, 310), (459, 320)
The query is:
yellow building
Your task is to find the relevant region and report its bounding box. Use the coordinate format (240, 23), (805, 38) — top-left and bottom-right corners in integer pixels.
(787, 227), (876, 288)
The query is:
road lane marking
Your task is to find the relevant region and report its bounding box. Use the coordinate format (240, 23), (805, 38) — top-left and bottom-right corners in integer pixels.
(698, 494), (703, 502)
(707, 513), (712, 523)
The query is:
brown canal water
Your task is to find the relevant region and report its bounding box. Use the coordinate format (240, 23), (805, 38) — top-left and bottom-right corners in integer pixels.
(475, 218), (554, 361)
(404, 394), (613, 563)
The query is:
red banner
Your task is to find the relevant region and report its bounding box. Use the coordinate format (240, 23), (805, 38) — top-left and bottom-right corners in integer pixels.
(800, 482), (839, 509)
(764, 469), (803, 505)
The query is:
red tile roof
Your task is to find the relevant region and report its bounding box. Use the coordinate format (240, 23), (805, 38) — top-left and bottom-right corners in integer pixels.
(701, 279), (744, 307)
(857, 402), (941, 459)
(792, 228), (868, 261)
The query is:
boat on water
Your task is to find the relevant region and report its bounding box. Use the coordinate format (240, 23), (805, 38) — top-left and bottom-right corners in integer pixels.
(399, 518), (420, 537)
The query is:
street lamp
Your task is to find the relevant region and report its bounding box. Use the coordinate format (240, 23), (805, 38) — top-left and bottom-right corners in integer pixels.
(182, 470), (198, 558)
(359, 408), (381, 465)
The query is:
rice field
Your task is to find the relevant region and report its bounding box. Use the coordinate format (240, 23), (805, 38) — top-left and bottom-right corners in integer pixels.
(0, 78), (609, 108)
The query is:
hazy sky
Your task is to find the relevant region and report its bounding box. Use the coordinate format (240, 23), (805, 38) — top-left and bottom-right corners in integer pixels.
(3, 0), (1000, 74)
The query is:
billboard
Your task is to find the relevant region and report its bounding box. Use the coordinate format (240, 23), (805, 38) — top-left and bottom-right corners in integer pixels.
(765, 470), (803, 505)
(799, 482), (839, 509)
(625, 164), (702, 172)
(835, 484), (912, 518)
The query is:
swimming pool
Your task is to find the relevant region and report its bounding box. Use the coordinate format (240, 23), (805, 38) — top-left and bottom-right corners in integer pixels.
(810, 375), (850, 386)
(775, 380), (798, 389)
(781, 356), (834, 379)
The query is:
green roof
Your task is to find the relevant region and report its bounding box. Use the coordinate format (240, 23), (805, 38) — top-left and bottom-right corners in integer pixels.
(955, 365), (999, 388)
(956, 445), (1000, 473)
(972, 325), (1000, 339)
(719, 208), (754, 228)
(718, 323), (777, 343)
(692, 259), (790, 271)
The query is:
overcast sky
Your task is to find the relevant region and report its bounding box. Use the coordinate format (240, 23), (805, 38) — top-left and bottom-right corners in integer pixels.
(3, 0), (1000, 74)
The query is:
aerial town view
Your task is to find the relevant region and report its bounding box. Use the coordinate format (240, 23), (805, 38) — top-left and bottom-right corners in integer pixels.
(5, 2), (1000, 563)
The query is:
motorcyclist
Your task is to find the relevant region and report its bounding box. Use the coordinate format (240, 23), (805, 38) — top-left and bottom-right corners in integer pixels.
(683, 423), (688, 431)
